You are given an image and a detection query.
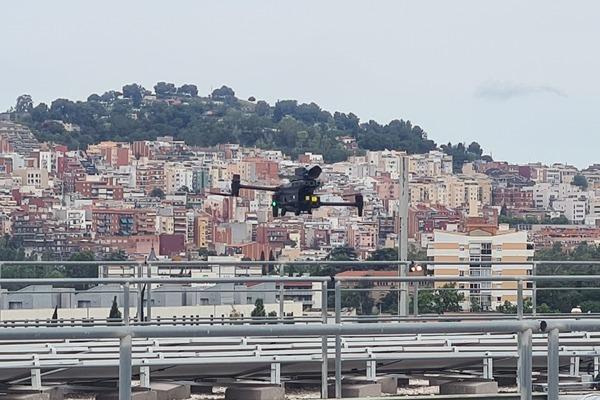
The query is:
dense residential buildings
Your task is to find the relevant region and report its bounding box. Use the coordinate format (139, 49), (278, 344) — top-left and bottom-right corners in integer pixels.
(6, 119), (600, 313)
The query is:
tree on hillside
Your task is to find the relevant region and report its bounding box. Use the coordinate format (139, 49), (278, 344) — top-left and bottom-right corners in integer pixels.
(441, 141), (490, 172)
(100, 91), (119, 102)
(273, 100), (298, 122)
(255, 100), (271, 117)
(177, 84), (198, 97)
(572, 174), (588, 191)
(13, 82), (471, 163)
(154, 82), (176, 98)
(87, 93), (101, 102)
(467, 141), (483, 157)
(122, 83), (146, 107)
(31, 103), (49, 123)
(16, 95), (33, 113)
(211, 85), (235, 99)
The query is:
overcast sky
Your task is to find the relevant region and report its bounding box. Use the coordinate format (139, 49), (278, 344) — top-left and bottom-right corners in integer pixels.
(2, 1), (599, 167)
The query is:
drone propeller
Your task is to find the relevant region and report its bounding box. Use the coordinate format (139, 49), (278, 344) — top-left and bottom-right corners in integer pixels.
(208, 191), (235, 197)
(355, 193), (364, 217)
(306, 165), (322, 179)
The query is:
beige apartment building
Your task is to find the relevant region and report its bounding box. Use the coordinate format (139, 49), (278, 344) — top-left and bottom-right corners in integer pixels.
(427, 224), (534, 311)
(408, 150), (453, 178)
(409, 175), (492, 214)
(14, 167), (49, 189)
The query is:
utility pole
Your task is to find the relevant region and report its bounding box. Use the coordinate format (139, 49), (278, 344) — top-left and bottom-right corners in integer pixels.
(397, 156), (409, 317)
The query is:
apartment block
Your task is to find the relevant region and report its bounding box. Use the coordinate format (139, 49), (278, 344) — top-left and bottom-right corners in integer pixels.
(427, 224), (534, 311)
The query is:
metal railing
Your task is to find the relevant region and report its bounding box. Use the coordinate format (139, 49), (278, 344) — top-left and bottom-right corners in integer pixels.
(0, 259), (596, 319)
(0, 260), (598, 400)
(0, 317), (597, 400)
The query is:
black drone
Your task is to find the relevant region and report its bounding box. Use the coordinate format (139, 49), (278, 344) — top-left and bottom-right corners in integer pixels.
(211, 165), (364, 217)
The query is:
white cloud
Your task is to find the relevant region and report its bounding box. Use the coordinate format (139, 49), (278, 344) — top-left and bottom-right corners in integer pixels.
(476, 81), (566, 100)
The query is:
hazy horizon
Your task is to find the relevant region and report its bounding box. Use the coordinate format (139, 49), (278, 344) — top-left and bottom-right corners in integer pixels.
(2, 1), (599, 168)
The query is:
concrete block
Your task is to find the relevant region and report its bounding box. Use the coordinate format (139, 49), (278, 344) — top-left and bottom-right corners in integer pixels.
(225, 385), (285, 400)
(347, 376), (397, 394)
(283, 380), (320, 390)
(396, 377), (410, 386)
(495, 375), (516, 387)
(190, 384), (213, 394)
(375, 376), (397, 394)
(328, 382), (382, 398)
(97, 390), (157, 400)
(4, 394), (50, 400)
(149, 383), (190, 400)
(439, 380), (499, 395)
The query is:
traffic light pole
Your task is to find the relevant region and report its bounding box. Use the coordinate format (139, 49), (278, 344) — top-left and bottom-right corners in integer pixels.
(398, 156), (409, 317)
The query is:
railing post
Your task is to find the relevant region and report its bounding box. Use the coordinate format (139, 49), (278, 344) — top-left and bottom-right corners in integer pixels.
(517, 328), (532, 400)
(270, 362), (281, 384)
(366, 359), (376, 381)
(146, 259), (152, 323)
(531, 262), (537, 316)
(483, 357), (493, 380)
(279, 265), (285, 321)
(398, 262), (408, 317)
(137, 262), (143, 322)
(517, 280), (524, 320)
(321, 281), (329, 399)
(31, 368), (41, 390)
(31, 354), (41, 390)
(335, 280), (342, 399)
(547, 328), (559, 400)
(569, 355), (580, 376)
(413, 282), (419, 317)
(0, 262), (3, 322)
(140, 365), (150, 388)
(119, 334), (132, 400)
(123, 283), (130, 326)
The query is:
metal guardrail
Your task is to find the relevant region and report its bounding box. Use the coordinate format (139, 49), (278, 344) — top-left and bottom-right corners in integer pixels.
(0, 260), (598, 399)
(0, 318), (597, 400)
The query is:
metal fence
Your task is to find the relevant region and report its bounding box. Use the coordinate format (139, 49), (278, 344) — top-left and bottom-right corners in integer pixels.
(0, 317), (597, 400)
(0, 260), (599, 400)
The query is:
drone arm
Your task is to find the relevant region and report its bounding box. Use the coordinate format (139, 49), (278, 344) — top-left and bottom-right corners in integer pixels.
(318, 194), (364, 216)
(238, 184), (278, 192)
(318, 201), (357, 207)
(230, 175), (277, 196)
